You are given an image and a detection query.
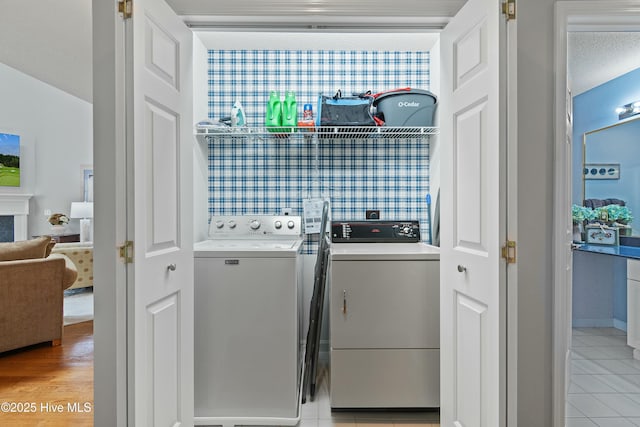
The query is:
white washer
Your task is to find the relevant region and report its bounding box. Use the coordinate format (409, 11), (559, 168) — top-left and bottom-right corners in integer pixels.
(194, 215), (303, 427)
(329, 242), (440, 409)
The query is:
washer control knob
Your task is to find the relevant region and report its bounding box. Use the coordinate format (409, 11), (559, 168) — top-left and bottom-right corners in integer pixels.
(227, 220), (237, 229)
(287, 220), (296, 229)
(215, 220), (225, 229)
(274, 220), (283, 229)
(250, 220), (261, 230)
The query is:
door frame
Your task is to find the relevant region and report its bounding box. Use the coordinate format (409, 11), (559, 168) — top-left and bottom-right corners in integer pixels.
(92, 0), (129, 425)
(92, 4), (523, 425)
(553, 3), (640, 427)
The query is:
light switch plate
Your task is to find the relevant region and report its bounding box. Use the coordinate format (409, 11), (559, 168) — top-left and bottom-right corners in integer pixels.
(302, 197), (330, 234)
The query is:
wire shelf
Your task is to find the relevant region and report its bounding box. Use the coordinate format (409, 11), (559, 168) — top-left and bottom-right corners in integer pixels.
(195, 126), (439, 140)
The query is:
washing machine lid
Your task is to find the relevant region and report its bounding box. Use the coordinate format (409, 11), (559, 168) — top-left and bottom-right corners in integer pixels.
(330, 242), (440, 261)
(194, 238), (303, 258)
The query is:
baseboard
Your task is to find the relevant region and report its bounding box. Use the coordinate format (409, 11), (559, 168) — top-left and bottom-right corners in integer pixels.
(572, 318), (614, 328)
(613, 319), (628, 332)
(573, 318), (628, 331)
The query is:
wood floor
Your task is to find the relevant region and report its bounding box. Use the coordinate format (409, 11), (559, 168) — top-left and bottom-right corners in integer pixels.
(0, 321), (439, 426)
(0, 321), (93, 426)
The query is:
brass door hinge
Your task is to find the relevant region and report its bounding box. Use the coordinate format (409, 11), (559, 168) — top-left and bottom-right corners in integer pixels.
(502, 0), (516, 21)
(118, 0), (132, 19)
(501, 240), (516, 264)
(118, 240), (134, 264)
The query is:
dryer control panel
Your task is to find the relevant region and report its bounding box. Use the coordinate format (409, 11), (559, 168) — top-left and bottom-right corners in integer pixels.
(331, 220), (420, 243)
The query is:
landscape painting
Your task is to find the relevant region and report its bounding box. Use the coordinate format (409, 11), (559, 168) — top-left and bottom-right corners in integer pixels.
(0, 133), (20, 187)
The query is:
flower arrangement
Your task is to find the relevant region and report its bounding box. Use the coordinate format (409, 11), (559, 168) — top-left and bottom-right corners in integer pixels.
(594, 204), (633, 225)
(48, 213), (69, 226)
(572, 204), (596, 224)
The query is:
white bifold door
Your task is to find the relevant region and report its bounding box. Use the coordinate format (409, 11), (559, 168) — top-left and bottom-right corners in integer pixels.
(439, 0), (515, 425)
(125, 0), (194, 425)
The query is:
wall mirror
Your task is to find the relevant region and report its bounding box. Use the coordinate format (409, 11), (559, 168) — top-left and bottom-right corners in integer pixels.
(583, 115), (640, 236)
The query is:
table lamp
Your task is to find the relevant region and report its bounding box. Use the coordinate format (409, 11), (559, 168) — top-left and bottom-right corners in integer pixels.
(70, 201), (93, 243)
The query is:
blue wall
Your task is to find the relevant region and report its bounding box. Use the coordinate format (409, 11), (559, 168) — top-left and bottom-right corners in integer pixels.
(572, 67), (640, 328)
(206, 50), (434, 251)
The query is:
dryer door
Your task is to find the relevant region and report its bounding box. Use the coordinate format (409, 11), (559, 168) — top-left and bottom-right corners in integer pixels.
(330, 259), (439, 349)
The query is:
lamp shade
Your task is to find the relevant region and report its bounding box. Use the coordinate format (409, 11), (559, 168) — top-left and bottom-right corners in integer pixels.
(70, 201), (93, 219)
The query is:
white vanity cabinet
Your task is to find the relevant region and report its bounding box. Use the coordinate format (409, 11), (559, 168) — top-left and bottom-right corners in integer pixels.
(627, 259), (640, 359)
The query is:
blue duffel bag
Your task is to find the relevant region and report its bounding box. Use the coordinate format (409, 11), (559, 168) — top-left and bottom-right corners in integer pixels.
(316, 90), (377, 127)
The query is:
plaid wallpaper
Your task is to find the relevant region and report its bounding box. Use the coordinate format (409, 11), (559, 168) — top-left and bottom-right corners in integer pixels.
(206, 49), (433, 251)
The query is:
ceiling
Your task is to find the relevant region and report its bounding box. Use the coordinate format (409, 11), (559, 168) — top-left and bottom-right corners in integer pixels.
(168, 0), (464, 16)
(0, 0), (93, 103)
(568, 32), (640, 96)
(1, 1), (639, 103)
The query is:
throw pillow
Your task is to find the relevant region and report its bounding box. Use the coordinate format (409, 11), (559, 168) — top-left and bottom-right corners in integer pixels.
(0, 236), (52, 261)
(45, 238), (56, 257)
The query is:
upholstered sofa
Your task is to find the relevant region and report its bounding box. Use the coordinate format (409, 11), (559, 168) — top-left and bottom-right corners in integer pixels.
(0, 237), (78, 353)
(51, 242), (93, 289)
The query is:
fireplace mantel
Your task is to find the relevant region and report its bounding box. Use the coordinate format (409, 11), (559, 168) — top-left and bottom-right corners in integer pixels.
(0, 194), (33, 241)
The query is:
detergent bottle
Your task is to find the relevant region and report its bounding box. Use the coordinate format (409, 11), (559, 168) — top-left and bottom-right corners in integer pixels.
(265, 91), (282, 128)
(282, 91), (297, 128)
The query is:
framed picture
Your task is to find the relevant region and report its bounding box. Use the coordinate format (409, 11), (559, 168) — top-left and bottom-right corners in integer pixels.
(83, 168), (94, 202)
(584, 163), (620, 180)
(0, 132), (20, 187)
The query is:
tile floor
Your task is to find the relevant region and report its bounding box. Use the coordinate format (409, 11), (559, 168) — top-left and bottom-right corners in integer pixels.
(303, 328), (640, 427)
(568, 327), (640, 426)
(298, 358), (440, 427)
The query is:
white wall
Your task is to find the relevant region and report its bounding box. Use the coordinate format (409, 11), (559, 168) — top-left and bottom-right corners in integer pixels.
(194, 31), (439, 51)
(517, 0), (555, 425)
(0, 62), (93, 239)
(193, 34), (210, 242)
(92, 1), (127, 425)
(0, 0), (93, 103)
(429, 39), (441, 244)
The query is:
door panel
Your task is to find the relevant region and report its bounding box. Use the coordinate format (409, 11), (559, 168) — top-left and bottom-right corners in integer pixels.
(455, 293), (486, 426)
(455, 99), (488, 251)
(148, 294), (180, 425)
(145, 17), (179, 88)
(454, 21), (487, 89)
(146, 100), (179, 249)
(440, 0), (509, 425)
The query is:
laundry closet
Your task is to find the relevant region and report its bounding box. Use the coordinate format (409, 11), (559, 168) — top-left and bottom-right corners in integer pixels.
(189, 28), (442, 423)
(94, 0), (513, 424)
(191, 29), (442, 340)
